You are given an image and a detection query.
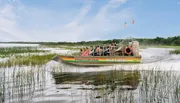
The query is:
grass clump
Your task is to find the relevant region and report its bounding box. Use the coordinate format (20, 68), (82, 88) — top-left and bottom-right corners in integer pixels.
(0, 47), (48, 58)
(169, 49), (180, 54)
(0, 53), (56, 67)
(0, 66), (47, 103)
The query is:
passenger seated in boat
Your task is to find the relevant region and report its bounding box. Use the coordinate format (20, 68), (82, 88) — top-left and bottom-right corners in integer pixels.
(91, 46), (96, 56)
(110, 42), (116, 50)
(82, 47), (89, 56)
(80, 49), (83, 56)
(89, 46), (94, 55)
(104, 45), (111, 56)
(110, 46), (116, 56)
(102, 46), (107, 56)
(100, 46), (103, 50)
(93, 46), (100, 56)
(80, 48), (85, 56)
(95, 46), (99, 56)
(100, 45), (105, 56)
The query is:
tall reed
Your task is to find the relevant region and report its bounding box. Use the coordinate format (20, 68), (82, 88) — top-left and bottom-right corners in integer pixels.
(0, 47), (48, 58)
(0, 53), (56, 68)
(0, 66), (47, 103)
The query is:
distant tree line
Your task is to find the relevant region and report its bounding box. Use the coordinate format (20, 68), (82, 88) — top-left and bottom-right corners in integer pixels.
(137, 36), (180, 46)
(0, 36), (180, 46)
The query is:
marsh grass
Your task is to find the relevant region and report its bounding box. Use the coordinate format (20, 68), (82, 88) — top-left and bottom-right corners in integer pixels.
(139, 70), (180, 103)
(90, 70), (180, 103)
(0, 47), (48, 58)
(1, 63), (180, 103)
(169, 49), (180, 54)
(0, 53), (56, 67)
(0, 68), (5, 103)
(0, 66), (47, 103)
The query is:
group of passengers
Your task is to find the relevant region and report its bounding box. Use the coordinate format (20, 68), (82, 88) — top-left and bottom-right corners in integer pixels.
(80, 42), (118, 56)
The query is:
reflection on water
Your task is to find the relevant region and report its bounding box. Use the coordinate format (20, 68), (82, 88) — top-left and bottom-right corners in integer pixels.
(52, 70), (140, 103)
(52, 70), (140, 90)
(0, 65), (180, 103)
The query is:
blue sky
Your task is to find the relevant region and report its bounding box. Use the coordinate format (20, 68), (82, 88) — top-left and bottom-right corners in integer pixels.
(0, 0), (179, 42)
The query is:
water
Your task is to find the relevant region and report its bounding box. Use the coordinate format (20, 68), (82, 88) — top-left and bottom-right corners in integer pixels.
(0, 43), (39, 48)
(0, 46), (180, 103)
(1, 65), (180, 103)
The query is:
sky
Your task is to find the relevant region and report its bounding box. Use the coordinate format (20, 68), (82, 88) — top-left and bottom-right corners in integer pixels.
(0, 0), (179, 42)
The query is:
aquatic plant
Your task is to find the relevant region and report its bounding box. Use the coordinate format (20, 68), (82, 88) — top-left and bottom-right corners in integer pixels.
(138, 70), (180, 103)
(0, 47), (48, 58)
(0, 53), (56, 68)
(169, 49), (180, 54)
(0, 66), (47, 103)
(0, 62), (180, 103)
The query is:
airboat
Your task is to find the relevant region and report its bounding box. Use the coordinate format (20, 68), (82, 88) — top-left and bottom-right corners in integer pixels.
(53, 39), (141, 66)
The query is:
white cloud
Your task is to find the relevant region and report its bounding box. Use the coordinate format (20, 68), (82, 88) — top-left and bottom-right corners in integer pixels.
(0, 2), (32, 41)
(0, 0), (133, 42)
(58, 0), (131, 41)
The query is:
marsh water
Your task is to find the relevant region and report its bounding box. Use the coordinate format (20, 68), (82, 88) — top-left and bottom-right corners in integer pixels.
(0, 44), (180, 103)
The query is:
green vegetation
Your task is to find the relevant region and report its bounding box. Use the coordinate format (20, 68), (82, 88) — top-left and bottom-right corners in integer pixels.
(170, 49), (180, 54)
(0, 47), (48, 58)
(0, 66), (46, 103)
(0, 53), (56, 67)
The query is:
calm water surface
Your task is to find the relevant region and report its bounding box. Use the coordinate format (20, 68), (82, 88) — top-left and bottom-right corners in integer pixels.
(0, 43), (39, 47)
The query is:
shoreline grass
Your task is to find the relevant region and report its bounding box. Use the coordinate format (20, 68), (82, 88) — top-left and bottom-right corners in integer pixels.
(169, 49), (180, 54)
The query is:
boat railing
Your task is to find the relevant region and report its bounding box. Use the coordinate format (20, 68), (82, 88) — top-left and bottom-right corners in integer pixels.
(81, 44), (122, 56)
(79, 40), (139, 57)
